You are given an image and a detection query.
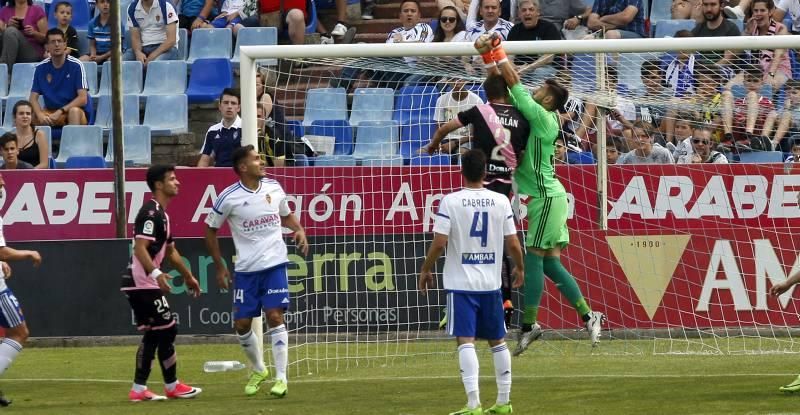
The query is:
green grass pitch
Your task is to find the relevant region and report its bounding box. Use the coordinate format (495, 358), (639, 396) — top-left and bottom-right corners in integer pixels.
(2, 340), (800, 414)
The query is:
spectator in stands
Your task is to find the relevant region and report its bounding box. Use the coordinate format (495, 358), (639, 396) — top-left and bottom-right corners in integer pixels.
(539, 0), (591, 31)
(437, 0), (468, 20)
(662, 30), (696, 97)
(433, 5), (467, 42)
(785, 136), (800, 162)
(53, 2), (78, 58)
(177, 0), (215, 32)
(431, 79), (483, 154)
(261, 90), (308, 166)
(124, 0), (179, 65)
(198, 88), (242, 167)
(616, 120), (675, 164)
(0, 133), (33, 169)
(725, 0), (749, 19)
(81, 0), (115, 64)
(0, 0), (47, 68)
(586, 0), (647, 39)
(574, 66), (637, 146)
(664, 62), (725, 145)
(741, 0), (792, 90)
(763, 78), (800, 151)
(30, 28), (88, 126)
(554, 135), (568, 164)
(259, 0), (307, 45)
(465, 0), (514, 41)
(636, 59), (671, 135)
(774, 0), (800, 34)
(677, 123), (728, 163)
(723, 64), (774, 149)
(691, 0), (741, 77)
(507, 0), (562, 77)
(13, 100), (48, 169)
(672, 0), (704, 21)
(606, 135), (625, 164)
(671, 112), (696, 159)
(201, 0), (245, 34)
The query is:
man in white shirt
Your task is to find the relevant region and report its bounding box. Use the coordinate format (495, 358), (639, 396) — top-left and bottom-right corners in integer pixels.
(433, 80), (484, 154)
(676, 123), (728, 163)
(419, 149), (524, 415)
(124, 0), (179, 65)
(465, 0), (514, 41)
(204, 145), (308, 399)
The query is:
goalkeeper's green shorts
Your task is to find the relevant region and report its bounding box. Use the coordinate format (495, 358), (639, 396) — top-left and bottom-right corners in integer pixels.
(525, 195), (570, 249)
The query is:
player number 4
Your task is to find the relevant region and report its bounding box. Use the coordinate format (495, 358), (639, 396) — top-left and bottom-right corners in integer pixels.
(470, 211), (489, 247)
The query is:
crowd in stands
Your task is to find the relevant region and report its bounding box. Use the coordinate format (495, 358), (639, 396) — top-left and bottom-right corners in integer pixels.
(4, 0), (800, 169)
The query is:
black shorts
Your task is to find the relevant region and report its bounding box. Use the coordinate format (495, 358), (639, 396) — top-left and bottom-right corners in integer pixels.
(486, 180), (512, 198)
(125, 289), (174, 331)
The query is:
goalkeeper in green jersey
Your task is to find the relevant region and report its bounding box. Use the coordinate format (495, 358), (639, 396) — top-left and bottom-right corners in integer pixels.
(474, 32), (606, 354)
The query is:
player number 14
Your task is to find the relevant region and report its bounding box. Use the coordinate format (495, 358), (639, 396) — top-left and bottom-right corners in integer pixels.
(470, 211), (489, 247)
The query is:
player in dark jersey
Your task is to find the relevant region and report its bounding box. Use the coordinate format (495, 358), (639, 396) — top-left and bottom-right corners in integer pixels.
(426, 73), (530, 326)
(121, 165), (202, 402)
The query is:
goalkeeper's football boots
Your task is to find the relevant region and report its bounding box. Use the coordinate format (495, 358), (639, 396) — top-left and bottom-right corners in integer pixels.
(585, 311), (607, 347)
(484, 402), (513, 414)
(245, 369), (270, 396)
(779, 375), (800, 392)
(449, 406), (482, 415)
(512, 323), (542, 356)
(270, 379), (288, 397)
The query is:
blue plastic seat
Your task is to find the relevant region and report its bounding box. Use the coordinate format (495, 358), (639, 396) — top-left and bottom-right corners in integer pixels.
(313, 154), (356, 166)
(360, 155), (403, 166)
(654, 19), (696, 38)
(293, 153), (309, 166)
(394, 85), (439, 124)
(143, 94), (188, 135)
(81, 61), (98, 96)
(738, 151), (785, 163)
(400, 119), (436, 159)
(65, 155), (106, 168)
(307, 119), (353, 155)
(7, 63), (36, 99)
(3, 96), (26, 129)
(186, 58), (233, 104)
(187, 28), (233, 64)
(650, 0), (671, 23)
(232, 27), (278, 68)
(48, 0), (90, 29)
(567, 151), (596, 164)
(409, 154), (452, 165)
(142, 60), (187, 97)
(0, 64), (8, 97)
(55, 125), (103, 163)
(286, 119), (303, 139)
(353, 120), (398, 157)
(105, 125), (152, 166)
(178, 28), (188, 61)
(76, 29), (89, 55)
(570, 54), (595, 93)
(94, 94), (140, 129)
(97, 61), (143, 97)
(303, 87), (347, 126)
(349, 88), (394, 126)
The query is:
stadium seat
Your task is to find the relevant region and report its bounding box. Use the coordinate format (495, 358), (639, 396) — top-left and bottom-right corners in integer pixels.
(567, 151), (596, 164)
(142, 60), (187, 97)
(7, 63), (36, 99)
(105, 125), (152, 166)
(738, 151), (784, 163)
(76, 29), (89, 56)
(302, 87), (347, 127)
(94, 94), (140, 130)
(394, 85), (439, 124)
(178, 28), (189, 61)
(313, 154), (356, 166)
(400, 119), (437, 159)
(97, 61), (143, 97)
(55, 125), (103, 164)
(570, 54), (595, 93)
(0, 64), (8, 97)
(232, 27), (278, 68)
(286, 119), (303, 139)
(82, 61), (98, 96)
(654, 19), (696, 38)
(294, 153), (309, 166)
(352, 120), (398, 157)
(349, 88), (394, 126)
(409, 154), (452, 165)
(186, 58), (233, 104)
(307, 119), (354, 155)
(360, 155), (403, 166)
(65, 155), (106, 168)
(3, 96), (26, 129)
(48, 0), (91, 30)
(650, 0), (671, 23)
(187, 28), (233, 64)
(142, 94), (189, 135)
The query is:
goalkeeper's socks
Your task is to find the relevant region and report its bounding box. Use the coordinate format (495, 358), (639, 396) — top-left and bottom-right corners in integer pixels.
(521, 323), (533, 332)
(238, 330), (266, 373)
(0, 339), (21, 375)
(522, 253), (545, 326)
(542, 257), (592, 317)
(458, 343), (480, 409)
(269, 324), (289, 382)
(491, 343), (511, 405)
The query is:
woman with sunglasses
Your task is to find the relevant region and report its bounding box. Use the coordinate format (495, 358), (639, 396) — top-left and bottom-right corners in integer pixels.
(433, 6), (467, 42)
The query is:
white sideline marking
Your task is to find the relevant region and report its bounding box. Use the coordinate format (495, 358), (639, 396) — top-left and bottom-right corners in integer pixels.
(0, 373), (795, 385)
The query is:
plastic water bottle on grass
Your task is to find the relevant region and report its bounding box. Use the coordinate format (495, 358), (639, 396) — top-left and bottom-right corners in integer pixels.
(203, 361), (246, 373)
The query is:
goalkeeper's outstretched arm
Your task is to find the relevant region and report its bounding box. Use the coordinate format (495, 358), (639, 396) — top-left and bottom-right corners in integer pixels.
(473, 32), (521, 87)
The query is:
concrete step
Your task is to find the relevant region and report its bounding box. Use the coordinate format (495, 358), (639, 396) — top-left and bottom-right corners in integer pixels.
(373, 2), (438, 19)
(353, 19), (401, 34)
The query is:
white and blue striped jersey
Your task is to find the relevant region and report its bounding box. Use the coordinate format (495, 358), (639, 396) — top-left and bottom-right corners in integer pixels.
(433, 188), (516, 292)
(386, 23), (434, 65)
(465, 0), (513, 42)
(205, 178), (292, 273)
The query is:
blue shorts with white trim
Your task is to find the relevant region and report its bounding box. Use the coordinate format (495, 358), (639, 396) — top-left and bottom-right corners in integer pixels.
(233, 263), (290, 320)
(446, 290), (505, 340)
(0, 289), (24, 328)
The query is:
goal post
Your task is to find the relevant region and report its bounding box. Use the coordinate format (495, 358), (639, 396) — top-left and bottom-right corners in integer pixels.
(234, 35), (800, 369)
